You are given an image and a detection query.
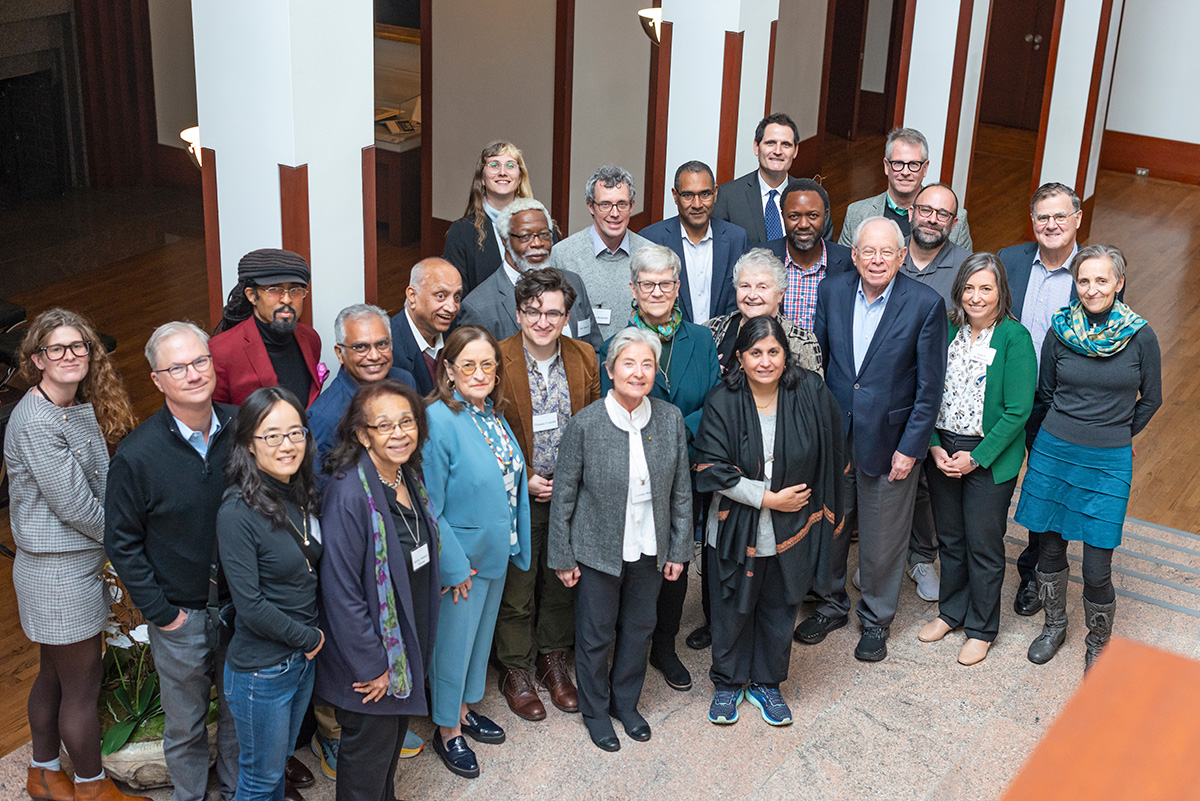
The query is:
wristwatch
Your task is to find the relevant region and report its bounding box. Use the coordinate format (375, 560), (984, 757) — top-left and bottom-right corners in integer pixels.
(968, 453), (979, 468)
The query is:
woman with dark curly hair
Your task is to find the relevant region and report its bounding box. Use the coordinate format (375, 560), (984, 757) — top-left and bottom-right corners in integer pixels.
(5, 308), (141, 801)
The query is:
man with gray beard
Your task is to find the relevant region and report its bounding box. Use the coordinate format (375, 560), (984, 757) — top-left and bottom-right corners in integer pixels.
(458, 197), (603, 350)
(899, 183), (971, 305)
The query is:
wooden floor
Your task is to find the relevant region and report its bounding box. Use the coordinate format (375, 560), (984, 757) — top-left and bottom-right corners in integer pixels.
(0, 125), (1197, 756)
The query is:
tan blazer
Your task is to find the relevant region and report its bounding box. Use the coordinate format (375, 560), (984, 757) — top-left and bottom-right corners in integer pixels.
(498, 333), (602, 478)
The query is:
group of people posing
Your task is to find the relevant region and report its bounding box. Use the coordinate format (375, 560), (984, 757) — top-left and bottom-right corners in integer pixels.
(6, 115), (1160, 801)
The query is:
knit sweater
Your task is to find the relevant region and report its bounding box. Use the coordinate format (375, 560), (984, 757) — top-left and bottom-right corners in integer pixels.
(547, 227), (650, 339)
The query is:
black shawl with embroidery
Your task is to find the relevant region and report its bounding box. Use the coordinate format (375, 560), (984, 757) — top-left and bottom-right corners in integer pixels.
(693, 371), (848, 613)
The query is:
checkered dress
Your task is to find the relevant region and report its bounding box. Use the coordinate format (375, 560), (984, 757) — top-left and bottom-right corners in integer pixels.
(5, 392), (111, 644)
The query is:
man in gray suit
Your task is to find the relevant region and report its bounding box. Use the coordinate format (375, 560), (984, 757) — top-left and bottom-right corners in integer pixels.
(712, 113), (808, 247)
(839, 128), (973, 251)
(459, 198), (602, 351)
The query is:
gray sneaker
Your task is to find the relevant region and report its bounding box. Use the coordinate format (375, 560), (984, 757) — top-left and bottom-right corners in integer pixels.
(908, 562), (939, 602)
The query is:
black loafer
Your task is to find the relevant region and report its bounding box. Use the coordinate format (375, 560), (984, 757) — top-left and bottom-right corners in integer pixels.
(685, 624), (712, 650)
(586, 718), (621, 752)
(854, 627), (889, 662)
(649, 651), (693, 691)
(1013, 580), (1043, 616)
(590, 732), (620, 752)
(626, 723), (651, 742)
(461, 710), (506, 744)
(794, 612), (848, 644)
(433, 731), (479, 779)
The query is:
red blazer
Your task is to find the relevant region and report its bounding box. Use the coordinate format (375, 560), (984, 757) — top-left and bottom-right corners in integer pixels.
(210, 317), (323, 407)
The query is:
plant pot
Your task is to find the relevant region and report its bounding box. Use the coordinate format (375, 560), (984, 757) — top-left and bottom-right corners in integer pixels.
(101, 722), (218, 790)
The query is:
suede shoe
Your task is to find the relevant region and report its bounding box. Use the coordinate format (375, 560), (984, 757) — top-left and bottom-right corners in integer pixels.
(310, 733), (338, 779)
(399, 729), (424, 758)
(708, 688), (744, 724)
(854, 627), (889, 662)
(794, 612), (848, 644)
(461, 710), (506, 744)
(535, 650), (579, 713)
(907, 562), (940, 602)
(1013, 579), (1043, 616)
(285, 756), (314, 788)
(685, 624), (712, 650)
(649, 651), (692, 691)
(499, 667), (547, 721)
(432, 731), (479, 779)
(746, 683), (793, 726)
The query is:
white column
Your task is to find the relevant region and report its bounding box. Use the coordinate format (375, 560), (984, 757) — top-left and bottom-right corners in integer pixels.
(898, 0), (964, 183)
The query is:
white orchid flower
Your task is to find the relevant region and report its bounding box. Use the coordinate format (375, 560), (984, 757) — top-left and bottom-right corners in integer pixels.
(106, 634), (133, 649)
(130, 624), (150, 644)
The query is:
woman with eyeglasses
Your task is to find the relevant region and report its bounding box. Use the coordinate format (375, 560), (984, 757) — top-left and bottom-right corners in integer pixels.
(217, 386), (324, 801)
(421, 325), (531, 778)
(316, 379), (441, 801)
(444, 141), (548, 294)
(6, 308), (141, 801)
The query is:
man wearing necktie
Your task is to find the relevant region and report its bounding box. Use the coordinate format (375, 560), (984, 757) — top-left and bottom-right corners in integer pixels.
(712, 113), (808, 247)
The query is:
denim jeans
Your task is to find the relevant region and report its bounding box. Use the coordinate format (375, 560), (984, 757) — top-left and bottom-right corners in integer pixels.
(224, 650), (315, 801)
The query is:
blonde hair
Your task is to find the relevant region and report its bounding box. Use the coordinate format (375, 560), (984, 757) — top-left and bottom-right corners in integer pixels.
(465, 141), (533, 249)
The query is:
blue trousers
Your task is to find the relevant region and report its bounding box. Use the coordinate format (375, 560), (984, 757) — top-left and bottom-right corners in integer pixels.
(429, 574), (504, 727)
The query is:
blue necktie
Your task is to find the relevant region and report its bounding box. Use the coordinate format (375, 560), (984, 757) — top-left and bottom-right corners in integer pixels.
(765, 189), (783, 241)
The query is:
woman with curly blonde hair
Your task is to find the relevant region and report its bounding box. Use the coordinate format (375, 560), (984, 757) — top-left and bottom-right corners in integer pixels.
(5, 308), (144, 801)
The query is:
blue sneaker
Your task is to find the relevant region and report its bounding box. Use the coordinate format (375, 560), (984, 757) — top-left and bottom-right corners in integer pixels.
(399, 728), (424, 758)
(746, 683), (793, 726)
(708, 688), (744, 724)
(311, 732), (339, 779)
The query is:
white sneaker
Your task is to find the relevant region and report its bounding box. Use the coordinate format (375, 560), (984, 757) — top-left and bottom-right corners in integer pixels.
(907, 562), (939, 602)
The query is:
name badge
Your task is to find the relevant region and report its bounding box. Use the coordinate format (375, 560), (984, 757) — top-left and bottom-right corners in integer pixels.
(594, 308), (613, 325)
(504, 471), (516, 492)
(632, 479), (652, 504)
(971, 347), (996, 366)
(309, 517), (322, 544)
(533, 412), (558, 432)
(577, 318), (592, 336)
(411, 543), (430, 571)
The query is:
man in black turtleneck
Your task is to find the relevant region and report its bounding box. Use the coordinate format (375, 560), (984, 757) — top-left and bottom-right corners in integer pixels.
(210, 248), (324, 407)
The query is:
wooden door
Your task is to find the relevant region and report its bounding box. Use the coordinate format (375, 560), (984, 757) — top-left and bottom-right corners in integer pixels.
(825, 0), (869, 140)
(979, 0), (1057, 130)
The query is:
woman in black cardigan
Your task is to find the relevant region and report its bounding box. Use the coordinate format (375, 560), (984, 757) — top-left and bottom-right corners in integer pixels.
(315, 379), (441, 801)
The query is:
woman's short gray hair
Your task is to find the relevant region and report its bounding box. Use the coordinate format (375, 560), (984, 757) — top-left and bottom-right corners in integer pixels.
(732, 248), (787, 292)
(630, 243), (681, 282)
(1070, 243), (1127, 281)
(605, 327), (662, 373)
(144, 321), (209, 369)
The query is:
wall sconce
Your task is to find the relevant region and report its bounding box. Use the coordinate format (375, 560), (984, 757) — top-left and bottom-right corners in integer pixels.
(180, 126), (202, 169)
(638, 8), (663, 44)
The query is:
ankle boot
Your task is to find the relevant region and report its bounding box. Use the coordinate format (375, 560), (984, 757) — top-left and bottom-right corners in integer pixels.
(1083, 597), (1116, 671)
(1027, 568), (1070, 664)
(72, 776), (150, 801)
(27, 767), (73, 801)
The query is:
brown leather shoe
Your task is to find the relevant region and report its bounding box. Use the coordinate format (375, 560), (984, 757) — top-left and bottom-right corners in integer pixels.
(71, 776), (150, 801)
(27, 767), (73, 801)
(284, 756), (314, 788)
(499, 667), (547, 721)
(536, 650), (579, 713)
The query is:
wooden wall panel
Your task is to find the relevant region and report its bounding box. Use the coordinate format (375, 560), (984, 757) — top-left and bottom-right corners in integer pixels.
(640, 19), (672, 226)
(552, 0), (576, 232)
(279, 163), (312, 327)
(716, 31), (745, 185)
(940, 0), (975, 183)
(1099, 131), (1200, 186)
(363, 146), (378, 305)
(202, 147), (222, 330)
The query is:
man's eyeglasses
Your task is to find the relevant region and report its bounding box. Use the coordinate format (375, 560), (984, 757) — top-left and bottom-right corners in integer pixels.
(886, 159), (927, 173)
(677, 190), (715, 202)
(1033, 211), (1076, 226)
(153, 354), (213, 380)
(519, 308), (566, 323)
(510, 230), (553, 245)
(913, 204), (955, 223)
(256, 285), (308, 300)
(365, 418), (418, 435)
(485, 160), (518, 172)
(592, 200), (632, 213)
(254, 427), (308, 447)
(38, 340), (91, 361)
(343, 338), (392, 355)
(635, 279), (679, 294)
(857, 248), (899, 260)
(453, 360), (498, 376)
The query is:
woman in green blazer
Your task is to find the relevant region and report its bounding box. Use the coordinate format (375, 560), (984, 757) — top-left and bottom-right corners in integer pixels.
(917, 253), (1036, 666)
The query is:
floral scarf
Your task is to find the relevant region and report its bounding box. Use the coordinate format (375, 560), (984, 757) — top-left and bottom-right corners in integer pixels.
(630, 302), (683, 340)
(1051, 300), (1146, 357)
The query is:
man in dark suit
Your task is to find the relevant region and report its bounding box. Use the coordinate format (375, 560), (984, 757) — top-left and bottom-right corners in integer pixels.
(640, 160), (748, 323)
(389, 257), (463, 395)
(795, 217), (947, 662)
(712, 113), (808, 247)
(764, 179), (854, 331)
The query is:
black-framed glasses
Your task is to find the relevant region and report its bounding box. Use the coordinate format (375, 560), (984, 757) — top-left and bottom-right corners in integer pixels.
(913, 204), (955, 223)
(635, 279), (678, 294)
(1033, 211), (1076, 226)
(153, 354), (213, 379)
(365, 418), (418, 435)
(886, 159), (927, 173)
(453, 360), (498, 376)
(510, 230), (553, 244)
(519, 308), (566, 323)
(592, 200), (632, 213)
(343, 338), (392, 355)
(254, 427), (308, 447)
(256, 285), (308, 300)
(38, 340), (91, 361)
(677, 189), (715, 202)
(485, 159), (518, 172)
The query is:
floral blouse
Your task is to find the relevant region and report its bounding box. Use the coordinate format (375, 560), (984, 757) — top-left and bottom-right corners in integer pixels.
(935, 324), (994, 436)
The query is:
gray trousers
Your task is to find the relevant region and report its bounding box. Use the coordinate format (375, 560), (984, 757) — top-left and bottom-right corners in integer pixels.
(147, 609), (239, 801)
(815, 455), (922, 630)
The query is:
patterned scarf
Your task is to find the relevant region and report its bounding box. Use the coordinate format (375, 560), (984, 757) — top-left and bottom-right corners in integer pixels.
(356, 464), (413, 698)
(1051, 300), (1146, 357)
(630, 302), (683, 340)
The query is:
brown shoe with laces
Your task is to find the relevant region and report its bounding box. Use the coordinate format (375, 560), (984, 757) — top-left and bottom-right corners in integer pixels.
(72, 776), (150, 801)
(536, 650), (579, 713)
(27, 767), (73, 801)
(499, 667), (547, 721)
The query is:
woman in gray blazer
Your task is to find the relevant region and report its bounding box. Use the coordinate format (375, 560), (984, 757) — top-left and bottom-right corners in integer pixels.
(5, 309), (140, 801)
(548, 327), (693, 753)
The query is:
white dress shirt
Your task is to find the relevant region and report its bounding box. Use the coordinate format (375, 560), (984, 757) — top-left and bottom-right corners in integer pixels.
(404, 306), (443, 358)
(604, 392), (657, 562)
(681, 224), (715, 323)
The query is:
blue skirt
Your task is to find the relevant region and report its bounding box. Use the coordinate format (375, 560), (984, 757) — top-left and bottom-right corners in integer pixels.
(1014, 430), (1132, 549)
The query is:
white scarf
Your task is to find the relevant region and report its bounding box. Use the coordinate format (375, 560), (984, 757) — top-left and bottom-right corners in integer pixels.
(605, 391), (657, 561)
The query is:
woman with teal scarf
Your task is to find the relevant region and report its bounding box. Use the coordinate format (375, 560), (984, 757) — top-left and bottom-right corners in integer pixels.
(1014, 244), (1161, 671)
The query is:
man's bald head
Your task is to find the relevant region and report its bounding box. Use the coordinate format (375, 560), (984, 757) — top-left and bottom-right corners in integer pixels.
(405, 257), (462, 339)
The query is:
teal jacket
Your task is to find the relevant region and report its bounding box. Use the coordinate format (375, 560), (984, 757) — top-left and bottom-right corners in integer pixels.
(930, 316), (1036, 484)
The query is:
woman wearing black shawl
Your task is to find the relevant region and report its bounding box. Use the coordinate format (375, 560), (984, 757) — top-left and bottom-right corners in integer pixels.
(694, 316), (846, 727)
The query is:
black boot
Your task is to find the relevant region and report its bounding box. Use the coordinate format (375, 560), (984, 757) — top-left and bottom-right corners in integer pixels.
(1083, 597), (1115, 671)
(1027, 568), (1069, 664)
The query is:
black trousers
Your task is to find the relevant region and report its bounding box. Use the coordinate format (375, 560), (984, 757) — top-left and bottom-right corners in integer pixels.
(1038, 530), (1116, 604)
(927, 432), (1017, 641)
(333, 707), (410, 801)
(707, 549), (800, 690)
(652, 489), (702, 653)
(574, 557), (662, 735)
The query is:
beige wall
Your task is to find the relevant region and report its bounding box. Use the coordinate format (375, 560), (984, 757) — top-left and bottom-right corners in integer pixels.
(430, 0), (557, 223)
(771, 0), (827, 143)
(148, 0), (197, 148)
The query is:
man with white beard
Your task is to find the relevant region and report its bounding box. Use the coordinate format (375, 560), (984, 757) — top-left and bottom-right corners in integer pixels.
(458, 198), (602, 350)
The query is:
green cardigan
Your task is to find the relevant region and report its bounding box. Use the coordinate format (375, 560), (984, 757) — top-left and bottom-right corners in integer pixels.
(930, 316), (1037, 484)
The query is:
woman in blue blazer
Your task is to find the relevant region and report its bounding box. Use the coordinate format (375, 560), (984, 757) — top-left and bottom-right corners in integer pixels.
(422, 325), (531, 779)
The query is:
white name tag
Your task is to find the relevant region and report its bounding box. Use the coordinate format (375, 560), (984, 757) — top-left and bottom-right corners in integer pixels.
(411, 543), (430, 571)
(632, 479), (652, 504)
(577, 318), (592, 336)
(971, 347), (996, 366)
(594, 308), (612, 325)
(504, 471), (516, 492)
(533, 412), (558, 432)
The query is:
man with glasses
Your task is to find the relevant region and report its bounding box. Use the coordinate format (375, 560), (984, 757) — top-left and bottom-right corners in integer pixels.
(210, 248), (324, 407)
(461, 197), (601, 349)
(839, 128), (973, 250)
(548, 165), (649, 339)
(901, 183), (971, 304)
(493, 268), (600, 723)
(106, 321), (241, 801)
(640, 160), (748, 324)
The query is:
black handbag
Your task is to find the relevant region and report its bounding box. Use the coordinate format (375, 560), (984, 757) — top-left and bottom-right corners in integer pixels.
(205, 538), (235, 651)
